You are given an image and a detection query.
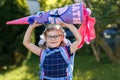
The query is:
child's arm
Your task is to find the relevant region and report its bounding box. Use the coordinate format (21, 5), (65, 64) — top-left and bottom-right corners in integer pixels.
(23, 21), (42, 56)
(62, 23), (82, 54)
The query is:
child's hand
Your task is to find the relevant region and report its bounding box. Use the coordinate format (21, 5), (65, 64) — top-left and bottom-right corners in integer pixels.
(30, 21), (42, 28)
(60, 22), (73, 28)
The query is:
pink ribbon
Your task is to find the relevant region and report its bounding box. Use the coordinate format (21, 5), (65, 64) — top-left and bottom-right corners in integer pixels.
(78, 9), (96, 48)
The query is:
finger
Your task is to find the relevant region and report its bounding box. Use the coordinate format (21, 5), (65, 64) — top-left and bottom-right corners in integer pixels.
(60, 22), (65, 26)
(34, 20), (38, 24)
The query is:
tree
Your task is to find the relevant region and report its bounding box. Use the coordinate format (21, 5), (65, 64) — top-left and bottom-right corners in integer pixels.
(38, 0), (73, 11)
(86, 0), (120, 63)
(0, 0), (29, 68)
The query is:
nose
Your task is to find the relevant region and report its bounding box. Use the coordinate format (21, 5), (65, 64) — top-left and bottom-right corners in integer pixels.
(51, 37), (56, 41)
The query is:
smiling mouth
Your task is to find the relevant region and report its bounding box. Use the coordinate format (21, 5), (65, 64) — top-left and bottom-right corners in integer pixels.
(50, 42), (57, 44)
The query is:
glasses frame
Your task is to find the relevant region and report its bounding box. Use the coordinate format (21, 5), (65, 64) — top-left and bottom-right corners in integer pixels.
(46, 34), (63, 40)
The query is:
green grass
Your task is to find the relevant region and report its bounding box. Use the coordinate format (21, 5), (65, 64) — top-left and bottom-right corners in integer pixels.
(73, 55), (120, 80)
(0, 54), (120, 80)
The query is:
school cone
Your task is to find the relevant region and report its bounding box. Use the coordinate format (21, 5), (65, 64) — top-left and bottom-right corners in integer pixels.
(6, 16), (29, 25)
(6, 3), (86, 25)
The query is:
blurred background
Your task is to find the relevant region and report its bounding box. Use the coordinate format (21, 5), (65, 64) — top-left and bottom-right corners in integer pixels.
(0, 0), (120, 80)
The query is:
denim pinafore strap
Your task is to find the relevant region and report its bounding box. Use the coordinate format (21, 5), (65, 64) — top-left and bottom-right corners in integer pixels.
(39, 46), (75, 80)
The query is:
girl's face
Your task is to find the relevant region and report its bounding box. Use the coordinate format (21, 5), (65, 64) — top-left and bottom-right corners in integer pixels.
(45, 30), (64, 48)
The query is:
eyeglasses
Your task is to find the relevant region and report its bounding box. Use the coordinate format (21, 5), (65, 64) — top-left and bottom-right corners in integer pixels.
(46, 35), (63, 40)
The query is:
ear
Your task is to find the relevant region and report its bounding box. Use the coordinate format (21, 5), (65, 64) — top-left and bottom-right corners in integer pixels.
(61, 35), (64, 40)
(44, 37), (47, 42)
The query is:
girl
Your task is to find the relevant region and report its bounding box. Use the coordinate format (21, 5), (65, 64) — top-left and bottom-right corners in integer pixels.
(23, 21), (82, 80)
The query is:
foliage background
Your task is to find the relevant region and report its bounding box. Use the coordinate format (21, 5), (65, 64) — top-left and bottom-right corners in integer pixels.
(0, 0), (29, 67)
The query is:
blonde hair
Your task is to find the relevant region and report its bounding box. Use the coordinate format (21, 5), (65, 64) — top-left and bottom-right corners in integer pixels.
(39, 24), (66, 49)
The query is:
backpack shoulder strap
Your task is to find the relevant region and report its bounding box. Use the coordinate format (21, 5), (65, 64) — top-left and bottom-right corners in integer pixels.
(40, 50), (46, 67)
(59, 46), (70, 64)
(59, 46), (76, 80)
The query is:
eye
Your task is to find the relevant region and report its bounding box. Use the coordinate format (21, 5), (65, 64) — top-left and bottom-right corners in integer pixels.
(48, 36), (52, 38)
(55, 35), (59, 38)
